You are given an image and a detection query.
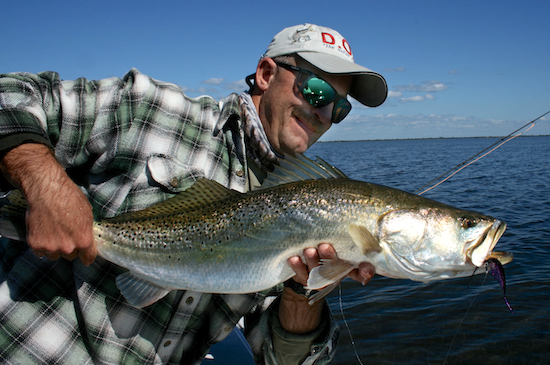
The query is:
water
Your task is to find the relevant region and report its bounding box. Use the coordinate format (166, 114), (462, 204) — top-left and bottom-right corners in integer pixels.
(304, 136), (550, 365)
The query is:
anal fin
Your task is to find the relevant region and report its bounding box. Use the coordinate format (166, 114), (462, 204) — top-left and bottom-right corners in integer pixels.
(116, 272), (171, 308)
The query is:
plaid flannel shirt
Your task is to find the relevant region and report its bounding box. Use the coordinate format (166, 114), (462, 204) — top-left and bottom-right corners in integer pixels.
(0, 69), (338, 364)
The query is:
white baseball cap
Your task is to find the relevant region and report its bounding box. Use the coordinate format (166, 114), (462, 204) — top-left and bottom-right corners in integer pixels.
(263, 23), (387, 107)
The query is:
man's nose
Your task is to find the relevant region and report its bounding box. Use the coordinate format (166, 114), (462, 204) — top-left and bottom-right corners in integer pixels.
(311, 103), (333, 125)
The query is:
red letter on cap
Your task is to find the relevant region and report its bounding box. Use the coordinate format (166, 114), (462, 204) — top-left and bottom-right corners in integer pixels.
(342, 39), (352, 56)
(322, 32), (335, 45)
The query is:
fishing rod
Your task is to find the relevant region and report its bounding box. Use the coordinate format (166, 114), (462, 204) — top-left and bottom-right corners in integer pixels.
(415, 110), (550, 196)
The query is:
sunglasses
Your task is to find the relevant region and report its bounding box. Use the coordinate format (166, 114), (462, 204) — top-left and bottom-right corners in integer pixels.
(275, 62), (352, 124)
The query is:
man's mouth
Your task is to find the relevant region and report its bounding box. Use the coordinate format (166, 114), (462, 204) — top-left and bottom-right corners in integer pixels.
(293, 110), (317, 134)
(296, 118), (315, 133)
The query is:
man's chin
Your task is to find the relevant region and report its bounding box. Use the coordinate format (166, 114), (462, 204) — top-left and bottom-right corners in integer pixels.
(279, 140), (308, 156)
(286, 125), (316, 154)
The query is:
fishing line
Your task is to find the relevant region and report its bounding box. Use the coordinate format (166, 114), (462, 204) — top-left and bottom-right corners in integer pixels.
(338, 284), (364, 365)
(442, 273), (488, 365)
(415, 110), (550, 196)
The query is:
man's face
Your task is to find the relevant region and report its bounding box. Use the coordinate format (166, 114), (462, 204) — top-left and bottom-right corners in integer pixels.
(258, 57), (353, 156)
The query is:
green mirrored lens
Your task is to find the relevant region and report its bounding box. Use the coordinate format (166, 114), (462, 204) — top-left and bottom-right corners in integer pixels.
(302, 78), (335, 107)
(332, 98), (351, 123)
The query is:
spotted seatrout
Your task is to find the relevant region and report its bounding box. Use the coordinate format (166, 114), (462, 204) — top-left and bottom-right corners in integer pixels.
(0, 155), (512, 308)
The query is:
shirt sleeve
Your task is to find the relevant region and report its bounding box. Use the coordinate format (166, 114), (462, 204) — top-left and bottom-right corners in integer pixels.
(1, 69), (132, 150)
(258, 296), (339, 365)
(0, 70), (128, 185)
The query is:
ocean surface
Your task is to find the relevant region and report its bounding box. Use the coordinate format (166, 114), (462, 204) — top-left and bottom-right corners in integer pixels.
(301, 136), (550, 365)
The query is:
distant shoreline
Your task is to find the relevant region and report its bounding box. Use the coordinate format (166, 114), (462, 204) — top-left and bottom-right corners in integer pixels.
(318, 134), (549, 143)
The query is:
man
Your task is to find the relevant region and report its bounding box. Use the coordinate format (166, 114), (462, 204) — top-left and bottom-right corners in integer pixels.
(0, 24), (387, 364)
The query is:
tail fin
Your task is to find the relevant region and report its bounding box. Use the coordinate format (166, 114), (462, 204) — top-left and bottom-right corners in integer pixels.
(0, 190), (28, 242)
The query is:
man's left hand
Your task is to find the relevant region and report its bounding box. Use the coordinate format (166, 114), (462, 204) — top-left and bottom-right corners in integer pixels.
(279, 243), (375, 334)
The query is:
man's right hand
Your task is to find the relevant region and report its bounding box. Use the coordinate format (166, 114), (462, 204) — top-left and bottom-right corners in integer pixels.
(0, 143), (96, 265)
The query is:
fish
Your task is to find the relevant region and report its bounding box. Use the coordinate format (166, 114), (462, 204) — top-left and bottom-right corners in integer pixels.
(0, 154), (513, 308)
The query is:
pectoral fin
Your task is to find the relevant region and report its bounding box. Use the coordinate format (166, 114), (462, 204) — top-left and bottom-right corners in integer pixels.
(349, 224), (382, 254)
(116, 272), (171, 308)
(307, 280), (342, 306)
(306, 259), (356, 290)
(304, 259), (356, 304)
(301, 226), (380, 306)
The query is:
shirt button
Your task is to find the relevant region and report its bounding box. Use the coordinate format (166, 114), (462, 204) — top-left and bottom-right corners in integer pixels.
(236, 169), (244, 177)
(186, 296), (194, 305)
(164, 340), (172, 347)
(170, 178), (179, 188)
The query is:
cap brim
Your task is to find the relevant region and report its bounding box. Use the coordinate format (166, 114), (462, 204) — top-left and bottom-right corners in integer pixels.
(297, 52), (388, 107)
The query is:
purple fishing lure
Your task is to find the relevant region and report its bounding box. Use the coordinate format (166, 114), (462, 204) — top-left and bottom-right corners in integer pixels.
(486, 258), (514, 314)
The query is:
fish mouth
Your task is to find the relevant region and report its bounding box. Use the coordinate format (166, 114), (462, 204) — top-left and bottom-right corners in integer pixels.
(468, 220), (512, 267)
(485, 250), (514, 266)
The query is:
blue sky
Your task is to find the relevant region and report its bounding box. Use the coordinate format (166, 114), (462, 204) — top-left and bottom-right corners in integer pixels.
(2, 0), (549, 141)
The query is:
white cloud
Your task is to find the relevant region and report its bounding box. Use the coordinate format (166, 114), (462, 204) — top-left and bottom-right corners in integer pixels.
(202, 78), (224, 85)
(394, 81), (448, 93)
(423, 82), (447, 92)
(401, 95), (426, 102)
(319, 112), (547, 142)
(388, 91), (402, 98)
(180, 78), (248, 97)
(178, 85), (218, 95)
(225, 79), (248, 92)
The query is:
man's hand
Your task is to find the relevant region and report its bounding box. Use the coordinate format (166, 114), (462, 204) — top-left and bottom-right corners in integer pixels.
(0, 143), (96, 265)
(279, 243), (375, 334)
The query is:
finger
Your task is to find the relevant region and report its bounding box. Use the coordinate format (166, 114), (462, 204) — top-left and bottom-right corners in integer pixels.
(303, 247), (320, 269)
(44, 252), (61, 261)
(31, 249), (46, 258)
(287, 256), (309, 285)
(348, 262), (375, 285)
(61, 251), (78, 262)
(78, 241), (97, 266)
(317, 243), (337, 259)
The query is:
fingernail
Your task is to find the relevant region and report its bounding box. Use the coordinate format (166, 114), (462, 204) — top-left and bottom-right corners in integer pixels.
(305, 248), (317, 257)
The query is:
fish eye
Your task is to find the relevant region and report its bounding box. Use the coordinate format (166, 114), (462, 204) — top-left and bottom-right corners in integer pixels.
(460, 217), (477, 228)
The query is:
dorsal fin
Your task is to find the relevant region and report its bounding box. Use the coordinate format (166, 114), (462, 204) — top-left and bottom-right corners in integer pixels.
(105, 179), (240, 222)
(257, 154), (348, 190)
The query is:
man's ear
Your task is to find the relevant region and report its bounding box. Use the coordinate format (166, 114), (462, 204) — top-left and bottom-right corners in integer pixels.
(254, 57), (277, 92)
